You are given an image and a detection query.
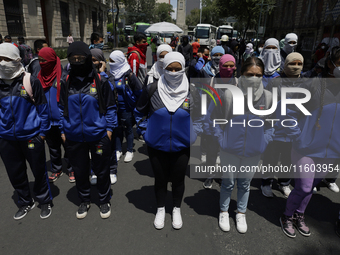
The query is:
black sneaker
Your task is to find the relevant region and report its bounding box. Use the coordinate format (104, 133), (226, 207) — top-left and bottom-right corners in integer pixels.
(336, 219), (340, 238)
(40, 204), (52, 219)
(49, 171), (63, 182)
(280, 214), (296, 238)
(293, 212), (311, 237)
(100, 203), (111, 219)
(203, 178), (213, 189)
(14, 200), (35, 220)
(76, 202), (91, 219)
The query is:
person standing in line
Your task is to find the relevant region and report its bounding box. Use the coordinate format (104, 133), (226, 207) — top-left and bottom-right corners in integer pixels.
(67, 34), (74, 45)
(127, 32), (148, 85)
(178, 35), (193, 68)
(212, 57), (274, 233)
(220, 35), (234, 56)
(108, 50), (143, 163)
(4, 35), (18, 47)
(146, 44), (172, 86)
(134, 52), (199, 230)
(242, 43), (255, 64)
(89, 32), (104, 50)
(279, 46), (340, 238)
(0, 43), (52, 220)
(26, 39), (48, 78)
(279, 33), (298, 71)
(58, 41), (117, 219)
(192, 39), (200, 58)
(258, 38), (281, 88)
(261, 52), (305, 198)
(37, 47), (74, 183)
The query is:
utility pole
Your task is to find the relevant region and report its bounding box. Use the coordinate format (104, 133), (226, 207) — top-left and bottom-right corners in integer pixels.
(255, 0), (264, 48)
(112, 0), (116, 48)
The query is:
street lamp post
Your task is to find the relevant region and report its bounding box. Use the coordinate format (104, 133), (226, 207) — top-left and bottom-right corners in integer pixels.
(200, 0), (202, 24)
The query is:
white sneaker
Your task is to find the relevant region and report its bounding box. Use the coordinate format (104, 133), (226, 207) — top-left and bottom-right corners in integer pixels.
(236, 213), (247, 233)
(116, 151), (122, 161)
(110, 174), (117, 184)
(313, 187), (318, 194)
(261, 185), (274, 198)
(219, 211), (230, 232)
(278, 184), (292, 198)
(323, 180), (340, 193)
(172, 207), (183, 229)
(90, 175), (97, 185)
(124, 151), (134, 163)
(201, 154), (206, 163)
(154, 207), (165, 229)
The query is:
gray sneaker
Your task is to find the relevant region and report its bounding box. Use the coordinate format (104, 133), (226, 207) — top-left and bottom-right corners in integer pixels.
(293, 212), (311, 237)
(203, 178), (213, 189)
(261, 185), (274, 198)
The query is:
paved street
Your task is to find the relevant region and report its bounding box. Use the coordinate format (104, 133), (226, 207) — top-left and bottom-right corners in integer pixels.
(0, 48), (340, 255)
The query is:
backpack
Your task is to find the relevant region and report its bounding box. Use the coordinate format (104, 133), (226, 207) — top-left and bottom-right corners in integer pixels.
(126, 50), (141, 62)
(19, 44), (33, 66)
(25, 57), (38, 73)
(22, 72), (35, 103)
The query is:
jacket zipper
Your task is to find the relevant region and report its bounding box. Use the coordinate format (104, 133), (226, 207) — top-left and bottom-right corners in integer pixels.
(10, 87), (17, 140)
(79, 90), (85, 142)
(325, 103), (337, 157)
(49, 89), (53, 125)
(170, 114), (173, 152)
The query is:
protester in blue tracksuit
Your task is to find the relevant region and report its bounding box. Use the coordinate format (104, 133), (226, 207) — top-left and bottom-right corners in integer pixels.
(0, 43), (52, 220)
(90, 48), (120, 185)
(188, 47), (210, 79)
(261, 52), (305, 199)
(279, 46), (340, 238)
(201, 46), (225, 78)
(135, 52), (199, 230)
(108, 50), (143, 163)
(211, 56), (274, 234)
(259, 38), (281, 88)
(58, 41), (117, 219)
(37, 47), (73, 183)
(146, 44), (172, 86)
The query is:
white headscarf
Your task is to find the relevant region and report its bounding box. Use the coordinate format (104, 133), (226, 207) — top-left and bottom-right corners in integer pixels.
(259, 38), (281, 76)
(158, 52), (189, 113)
(109, 50), (131, 79)
(283, 33), (298, 54)
(0, 43), (25, 80)
(147, 44), (172, 84)
(245, 43), (254, 54)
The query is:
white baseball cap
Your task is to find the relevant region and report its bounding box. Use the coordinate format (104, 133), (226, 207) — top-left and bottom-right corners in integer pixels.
(221, 35), (229, 42)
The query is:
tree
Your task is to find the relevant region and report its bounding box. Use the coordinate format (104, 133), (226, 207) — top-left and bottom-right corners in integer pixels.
(154, 3), (174, 23)
(216, 0), (276, 39)
(123, 0), (156, 24)
(186, 8), (200, 27)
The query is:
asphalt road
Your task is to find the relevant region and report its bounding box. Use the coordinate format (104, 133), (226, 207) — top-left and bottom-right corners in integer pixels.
(1, 47), (340, 255)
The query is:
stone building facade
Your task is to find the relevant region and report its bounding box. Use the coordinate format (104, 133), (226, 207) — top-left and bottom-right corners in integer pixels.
(265, 0), (340, 66)
(0, 0), (108, 48)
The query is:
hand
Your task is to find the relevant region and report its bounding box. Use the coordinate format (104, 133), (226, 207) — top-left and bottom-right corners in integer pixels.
(197, 52), (202, 58)
(61, 134), (66, 143)
(107, 131), (112, 141)
(99, 61), (106, 73)
(40, 136), (45, 140)
(207, 56), (212, 62)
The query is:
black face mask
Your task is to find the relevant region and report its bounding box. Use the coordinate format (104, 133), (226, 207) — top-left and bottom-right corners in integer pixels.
(70, 55), (93, 77)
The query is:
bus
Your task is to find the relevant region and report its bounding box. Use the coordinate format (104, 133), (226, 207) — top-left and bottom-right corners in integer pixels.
(195, 24), (217, 48)
(124, 25), (134, 42)
(216, 25), (233, 41)
(232, 30), (238, 40)
(132, 22), (151, 44)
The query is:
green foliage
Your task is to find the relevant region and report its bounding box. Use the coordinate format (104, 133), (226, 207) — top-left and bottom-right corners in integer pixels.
(154, 3), (174, 23)
(186, 8), (200, 27)
(54, 48), (68, 60)
(123, 0), (156, 24)
(107, 23), (114, 34)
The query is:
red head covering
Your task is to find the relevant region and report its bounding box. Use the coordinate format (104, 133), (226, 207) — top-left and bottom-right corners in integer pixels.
(38, 47), (62, 101)
(219, 54), (236, 78)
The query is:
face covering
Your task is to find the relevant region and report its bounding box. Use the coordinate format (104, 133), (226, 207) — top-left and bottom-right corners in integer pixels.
(93, 42), (104, 50)
(164, 69), (185, 88)
(109, 50), (131, 79)
(283, 33), (298, 54)
(332, 60), (340, 78)
(67, 41), (93, 77)
(284, 52), (304, 77)
(0, 43), (25, 80)
(212, 56), (221, 70)
(238, 75), (263, 101)
(136, 43), (148, 55)
(202, 55), (209, 63)
(285, 64), (302, 77)
(219, 54), (236, 78)
(259, 39), (281, 75)
(258, 47), (263, 53)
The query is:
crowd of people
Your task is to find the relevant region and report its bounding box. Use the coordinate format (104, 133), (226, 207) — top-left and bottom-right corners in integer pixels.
(0, 30), (340, 240)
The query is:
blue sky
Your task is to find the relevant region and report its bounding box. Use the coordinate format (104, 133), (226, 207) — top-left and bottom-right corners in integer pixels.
(170, 0), (177, 19)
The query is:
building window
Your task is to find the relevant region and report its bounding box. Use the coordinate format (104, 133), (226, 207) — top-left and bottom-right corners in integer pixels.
(60, 1), (70, 37)
(180, 2), (183, 9)
(3, 0), (25, 36)
(92, 11), (98, 32)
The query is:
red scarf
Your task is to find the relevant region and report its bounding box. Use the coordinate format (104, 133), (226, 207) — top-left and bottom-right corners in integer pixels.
(38, 47), (62, 101)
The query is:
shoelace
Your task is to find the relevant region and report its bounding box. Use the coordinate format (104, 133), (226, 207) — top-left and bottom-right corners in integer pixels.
(283, 217), (293, 227)
(296, 214), (306, 226)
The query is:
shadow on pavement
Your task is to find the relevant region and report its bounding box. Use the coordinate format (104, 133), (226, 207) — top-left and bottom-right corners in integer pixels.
(66, 185), (102, 207)
(133, 158), (154, 178)
(125, 185), (157, 214)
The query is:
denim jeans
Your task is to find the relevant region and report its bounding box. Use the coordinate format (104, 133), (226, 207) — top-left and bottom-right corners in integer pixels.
(115, 111), (134, 152)
(219, 150), (261, 213)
